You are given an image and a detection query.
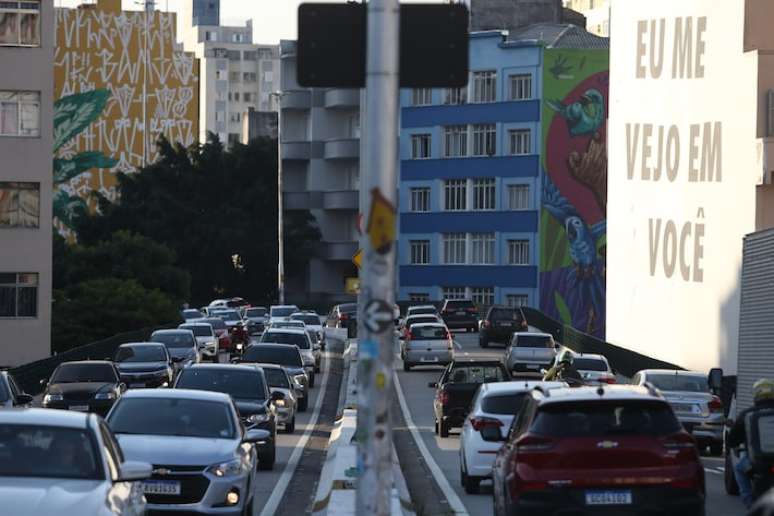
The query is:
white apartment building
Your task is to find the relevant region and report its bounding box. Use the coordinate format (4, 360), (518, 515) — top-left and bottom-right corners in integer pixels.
(565, 0), (609, 36)
(0, 0), (53, 366)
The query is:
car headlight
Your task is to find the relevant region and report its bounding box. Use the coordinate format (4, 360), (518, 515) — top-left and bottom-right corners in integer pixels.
(94, 392), (116, 400)
(206, 458), (250, 478)
(246, 413), (269, 424)
(43, 393), (63, 404)
(274, 399), (286, 407)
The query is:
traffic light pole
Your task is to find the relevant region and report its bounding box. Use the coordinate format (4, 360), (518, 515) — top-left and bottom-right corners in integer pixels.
(356, 0), (400, 513)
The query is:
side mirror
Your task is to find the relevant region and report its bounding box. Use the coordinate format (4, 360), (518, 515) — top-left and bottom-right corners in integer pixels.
(708, 368), (723, 393)
(428, 382), (437, 388)
(271, 391), (285, 401)
(480, 426), (504, 442)
(119, 383), (127, 393)
(243, 428), (270, 444)
(118, 460), (152, 482)
(15, 393), (33, 406)
(39, 379), (48, 387)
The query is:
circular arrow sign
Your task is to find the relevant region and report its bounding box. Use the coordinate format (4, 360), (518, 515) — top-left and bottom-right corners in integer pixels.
(363, 299), (394, 334)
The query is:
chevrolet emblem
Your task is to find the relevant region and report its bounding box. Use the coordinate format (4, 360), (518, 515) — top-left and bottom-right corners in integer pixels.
(152, 468), (171, 476)
(596, 440), (619, 449)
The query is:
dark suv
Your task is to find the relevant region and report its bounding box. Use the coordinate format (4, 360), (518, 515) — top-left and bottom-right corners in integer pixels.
(479, 306), (528, 347)
(440, 299), (479, 332)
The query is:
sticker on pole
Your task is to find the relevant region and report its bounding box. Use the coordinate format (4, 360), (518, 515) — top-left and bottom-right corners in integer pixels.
(366, 188), (396, 255)
(363, 299), (394, 334)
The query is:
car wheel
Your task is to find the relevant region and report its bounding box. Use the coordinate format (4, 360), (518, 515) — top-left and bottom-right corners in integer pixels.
(434, 419), (439, 435)
(403, 361), (411, 372)
(309, 373), (315, 388)
(298, 396), (308, 412)
(480, 336), (489, 348)
(285, 416), (296, 434)
(259, 446), (276, 471)
(725, 448), (740, 495)
(460, 459), (467, 487)
(463, 474), (480, 494)
(439, 419), (450, 438)
(709, 442), (723, 456)
(315, 365), (321, 373)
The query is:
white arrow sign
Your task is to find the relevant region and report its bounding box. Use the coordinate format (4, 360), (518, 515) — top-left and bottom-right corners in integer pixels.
(364, 300), (394, 333)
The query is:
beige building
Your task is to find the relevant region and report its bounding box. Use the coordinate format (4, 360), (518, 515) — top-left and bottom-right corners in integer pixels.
(0, 0), (53, 366)
(565, 0), (609, 36)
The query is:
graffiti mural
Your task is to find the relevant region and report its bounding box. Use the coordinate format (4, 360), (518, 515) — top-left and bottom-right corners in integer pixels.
(540, 48), (609, 338)
(53, 0), (199, 234)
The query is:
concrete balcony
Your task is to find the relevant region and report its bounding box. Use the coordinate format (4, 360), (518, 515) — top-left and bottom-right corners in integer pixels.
(281, 141), (310, 160)
(316, 241), (359, 261)
(324, 89), (360, 109)
(324, 138), (359, 160)
(283, 191), (311, 210)
(281, 90), (312, 110)
(323, 190), (358, 210)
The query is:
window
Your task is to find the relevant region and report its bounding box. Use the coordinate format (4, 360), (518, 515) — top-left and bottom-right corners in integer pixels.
(410, 240), (430, 265)
(410, 187), (430, 212)
(226, 50), (241, 60)
(243, 72), (257, 82)
(442, 287), (466, 300)
(0, 91), (39, 136)
(409, 293), (430, 302)
(473, 178), (495, 211)
(509, 129), (531, 155)
(444, 87), (467, 105)
(234, 92), (240, 102)
(243, 51), (257, 61)
(229, 71), (241, 81)
(471, 70), (496, 103)
(443, 179), (466, 211)
(215, 111), (225, 123)
(0, 0), (40, 46)
(508, 240), (530, 265)
(0, 182), (39, 227)
(227, 133), (240, 145)
(472, 124), (496, 156)
(232, 33), (244, 43)
(507, 184), (530, 210)
(410, 134), (431, 159)
(411, 88), (432, 106)
(0, 273), (38, 317)
(470, 233), (495, 264)
(442, 233), (466, 264)
(205, 30), (217, 41)
(471, 287), (494, 308)
(506, 294), (528, 308)
(229, 112), (241, 122)
(509, 74), (532, 100)
(242, 92), (252, 102)
(215, 69), (227, 81)
(443, 125), (468, 158)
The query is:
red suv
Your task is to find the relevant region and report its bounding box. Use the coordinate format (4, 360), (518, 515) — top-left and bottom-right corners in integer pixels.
(490, 385), (705, 516)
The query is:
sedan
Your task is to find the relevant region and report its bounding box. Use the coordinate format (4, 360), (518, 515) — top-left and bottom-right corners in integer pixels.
(106, 389), (268, 516)
(0, 370), (33, 408)
(255, 363), (299, 433)
(400, 323), (453, 371)
(0, 408), (151, 516)
(113, 343), (174, 389)
(42, 361), (125, 416)
(290, 311), (326, 352)
(238, 344), (309, 412)
(178, 322), (220, 362)
(149, 329), (200, 373)
(260, 329), (317, 387)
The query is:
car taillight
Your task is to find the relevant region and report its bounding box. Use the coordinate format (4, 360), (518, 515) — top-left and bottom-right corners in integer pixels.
(339, 313), (349, 321)
(515, 435), (555, 453)
(439, 390), (450, 406)
(600, 376), (617, 384)
(482, 320), (491, 329)
(407, 331), (414, 341)
(708, 395), (723, 413)
(466, 307), (477, 313)
(470, 416), (502, 431)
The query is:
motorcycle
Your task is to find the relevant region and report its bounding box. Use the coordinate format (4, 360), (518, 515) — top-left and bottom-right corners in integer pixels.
(745, 408), (774, 500)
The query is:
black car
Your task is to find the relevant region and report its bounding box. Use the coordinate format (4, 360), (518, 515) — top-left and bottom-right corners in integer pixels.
(237, 344), (309, 412)
(326, 303), (357, 338)
(174, 364), (279, 470)
(41, 361), (125, 416)
(113, 342), (174, 388)
(440, 299), (479, 332)
(0, 370), (33, 408)
(479, 306), (528, 347)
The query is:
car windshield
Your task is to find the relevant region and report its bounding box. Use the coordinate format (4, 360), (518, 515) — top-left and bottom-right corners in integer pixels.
(51, 364), (117, 384)
(482, 392), (529, 415)
(407, 316), (438, 327)
(109, 397), (236, 439)
(411, 326), (448, 340)
(448, 365), (505, 384)
(180, 325), (213, 337)
(114, 346), (167, 363)
(263, 368), (290, 388)
(271, 307), (298, 317)
(182, 309), (204, 319)
(243, 347), (303, 367)
(647, 374), (709, 393)
(203, 319), (227, 331)
(152, 333), (194, 348)
(217, 311), (241, 322)
(515, 335), (554, 348)
(489, 308), (522, 321)
(573, 358), (609, 372)
(261, 332), (310, 349)
(409, 307), (436, 316)
(176, 369), (266, 400)
(0, 425), (101, 480)
(531, 400), (681, 437)
(339, 303), (357, 314)
(246, 308), (267, 317)
(291, 314), (320, 325)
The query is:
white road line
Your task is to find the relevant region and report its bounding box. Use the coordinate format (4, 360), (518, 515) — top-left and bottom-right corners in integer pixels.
(454, 341), (463, 350)
(393, 371), (469, 515)
(258, 352), (331, 516)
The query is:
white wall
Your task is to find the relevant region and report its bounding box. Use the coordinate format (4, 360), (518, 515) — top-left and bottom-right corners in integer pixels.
(608, 0), (760, 373)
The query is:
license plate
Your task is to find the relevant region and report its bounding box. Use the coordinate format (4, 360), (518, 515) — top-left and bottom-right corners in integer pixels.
(497, 322), (513, 327)
(130, 382), (146, 388)
(143, 480), (181, 496)
(69, 405), (89, 411)
(585, 490), (632, 506)
(421, 356), (439, 362)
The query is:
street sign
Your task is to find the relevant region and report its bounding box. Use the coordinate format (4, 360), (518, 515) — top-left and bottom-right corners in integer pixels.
(297, 3), (469, 88)
(352, 248), (363, 269)
(363, 300), (394, 334)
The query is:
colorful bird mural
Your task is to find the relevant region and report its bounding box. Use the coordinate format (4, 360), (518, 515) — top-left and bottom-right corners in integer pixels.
(546, 88), (605, 137)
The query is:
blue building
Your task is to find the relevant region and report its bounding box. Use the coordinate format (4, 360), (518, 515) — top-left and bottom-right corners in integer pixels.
(398, 31), (543, 309)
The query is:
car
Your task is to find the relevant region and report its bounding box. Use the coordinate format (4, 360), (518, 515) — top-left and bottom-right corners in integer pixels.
(41, 361), (125, 416)
(237, 344), (310, 412)
(260, 329), (317, 387)
(107, 389), (267, 516)
(173, 364), (279, 470)
(269, 320), (306, 331)
(554, 350), (617, 385)
(401, 314), (443, 339)
(632, 369), (724, 454)
(290, 311), (326, 351)
(179, 322), (220, 362)
(194, 317), (234, 354)
(405, 304), (439, 318)
(0, 408), (151, 516)
(400, 323), (454, 371)
(0, 370), (33, 408)
(429, 358), (511, 437)
(459, 380), (566, 493)
(208, 298), (248, 310)
(113, 342), (174, 389)
(490, 385), (706, 516)
(439, 299), (479, 332)
(243, 306), (268, 335)
(254, 363), (299, 433)
(504, 332), (558, 376)
(269, 304), (300, 324)
(479, 305), (528, 347)
(181, 308), (205, 321)
(213, 309), (248, 347)
(326, 303), (357, 337)
(149, 329), (200, 372)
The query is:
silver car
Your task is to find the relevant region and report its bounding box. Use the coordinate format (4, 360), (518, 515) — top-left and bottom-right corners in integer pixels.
(400, 323), (454, 371)
(0, 408), (151, 516)
(504, 332), (558, 376)
(106, 389), (269, 515)
(178, 323), (219, 362)
(632, 369), (724, 453)
(255, 363), (299, 433)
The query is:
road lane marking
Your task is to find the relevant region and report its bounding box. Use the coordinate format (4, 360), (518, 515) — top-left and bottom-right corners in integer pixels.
(258, 352), (331, 516)
(454, 341), (463, 350)
(393, 371), (469, 515)
(704, 468), (723, 475)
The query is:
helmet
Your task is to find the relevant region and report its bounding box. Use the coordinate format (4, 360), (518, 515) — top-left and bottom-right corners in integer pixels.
(753, 379), (774, 404)
(560, 355), (574, 366)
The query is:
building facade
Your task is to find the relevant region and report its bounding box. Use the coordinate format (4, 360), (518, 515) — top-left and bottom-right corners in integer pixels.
(53, 0), (199, 235)
(0, 0), (53, 365)
(565, 0), (610, 36)
(280, 40), (361, 305)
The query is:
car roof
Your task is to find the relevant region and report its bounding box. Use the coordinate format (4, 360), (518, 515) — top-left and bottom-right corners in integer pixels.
(0, 408), (93, 429)
(451, 358), (504, 365)
(179, 322), (212, 327)
(569, 352), (608, 362)
(123, 388), (232, 403)
(250, 363), (288, 372)
(290, 312), (319, 318)
(184, 363), (261, 374)
(152, 329), (193, 334)
(271, 305), (299, 309)
(57, 360), (114, 366)
(406, 314), (438, 319)
(514, 332), (553, 338)
(265, 328), (306, 335)
(480, 380), (567, 395)
(247, 343), (299, 351)
(410, 322), (446, 328)
(538, 385), (663, 405)
(408, 305), (436, 310)
(118, 342), (166, 348)
(638, 369), (702, 377)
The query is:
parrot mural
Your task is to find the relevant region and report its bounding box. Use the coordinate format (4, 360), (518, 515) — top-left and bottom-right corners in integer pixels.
(546, 88), (605, 137)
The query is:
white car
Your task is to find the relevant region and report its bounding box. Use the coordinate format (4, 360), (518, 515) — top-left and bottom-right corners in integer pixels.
(406, 304), (438, 318)
(554, 350), (616, 385)
(459, 381), (566, 493)
(400, 322), (453, 371)
(178, 322), (219, 362)
(269, 305), (300, 324)
(0, 408), (151, 516)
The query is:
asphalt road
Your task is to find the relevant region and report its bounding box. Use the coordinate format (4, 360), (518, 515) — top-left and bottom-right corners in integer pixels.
(393, 331), (747, 516)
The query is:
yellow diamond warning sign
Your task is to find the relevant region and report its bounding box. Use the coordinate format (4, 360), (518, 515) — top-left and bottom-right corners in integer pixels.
(366, 188), (396, 255)
(352, 248), (363, 269)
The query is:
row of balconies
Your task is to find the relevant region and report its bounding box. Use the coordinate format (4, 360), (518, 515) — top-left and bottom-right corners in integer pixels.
(281, 89), (360, 110)
(283, 190), (358, 211)
(281, 138), (359, 160)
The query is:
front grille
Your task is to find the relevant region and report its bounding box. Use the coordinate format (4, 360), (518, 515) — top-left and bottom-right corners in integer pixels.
(145, 465), (209, 505)
(63, 392), (94, 402)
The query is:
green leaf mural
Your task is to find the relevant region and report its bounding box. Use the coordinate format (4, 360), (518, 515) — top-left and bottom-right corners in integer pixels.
(539, 207), (572, 271)
(54, 152), (118, 184)
(53, 189), (87, 230)
(554, 291), (572, 325)
(53, 89), (111, 152)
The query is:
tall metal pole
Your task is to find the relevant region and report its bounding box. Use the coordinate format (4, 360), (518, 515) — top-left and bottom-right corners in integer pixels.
(272, 91), (286, 305)
(356, 0), (400, 513)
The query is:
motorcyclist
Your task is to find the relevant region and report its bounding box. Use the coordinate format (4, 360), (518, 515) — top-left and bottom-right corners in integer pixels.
(543, 354), (583, 385)
(728, 378), (774, 508)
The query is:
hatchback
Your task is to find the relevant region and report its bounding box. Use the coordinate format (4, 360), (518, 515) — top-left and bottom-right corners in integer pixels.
(400, 323), (453, 371)
(479, 306), (528, 347)
(440, 299), (479, 332)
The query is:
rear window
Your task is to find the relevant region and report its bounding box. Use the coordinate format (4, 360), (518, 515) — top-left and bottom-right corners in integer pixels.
(573, 358), (608, 372)
(489, 308), (523, 321)
(445, 300), (474, 309)
(246, 308), (267, 317)
(646, 374), (708, 393)
(515, 335), (554, 348)
(339, 304), (357, 314)
(448, 365), (506, 384)
(291, 314), (321, 326)
(243, 346), (303, 367)
(531, 400), (681, 437)
(261, 331), (310, 349)
(411, 326), (448, 340)
(482, 392), (528, 415)
(409, 307), (436, 316)
(203, 319), (227, 330)
(263, 368), (289, 388)
(407, 316), (438, 327)
(179, 325), (213, 337)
